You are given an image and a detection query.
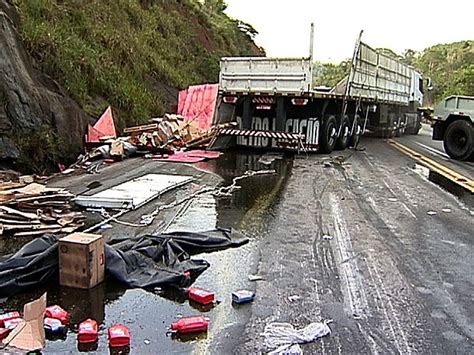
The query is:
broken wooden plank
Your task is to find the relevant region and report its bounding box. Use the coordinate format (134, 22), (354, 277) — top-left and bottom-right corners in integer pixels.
(0, 217), (41, 225)
(124, 123), (159, 134)
(13, 224), (82, 237)
(0, 206), (39, 220)
(0, 182), (25, 191)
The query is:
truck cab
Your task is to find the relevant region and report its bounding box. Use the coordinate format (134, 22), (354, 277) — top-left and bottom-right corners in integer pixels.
(432, 95), (474, 160)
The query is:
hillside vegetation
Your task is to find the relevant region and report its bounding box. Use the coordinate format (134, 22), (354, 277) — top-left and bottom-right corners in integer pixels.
(313, 40), (474, 105)
(414, 41), (473, 104)
(11, 0), (263, 127)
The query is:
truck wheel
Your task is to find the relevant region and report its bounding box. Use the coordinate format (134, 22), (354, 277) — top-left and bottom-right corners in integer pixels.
(335, 115), (350, 150)
(320, 115), (338, 154)
(348, 115), (361, 148)
(443, 120), (474, 161)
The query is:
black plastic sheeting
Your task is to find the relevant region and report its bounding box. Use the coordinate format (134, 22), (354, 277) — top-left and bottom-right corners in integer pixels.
(0, 228), (248, 297)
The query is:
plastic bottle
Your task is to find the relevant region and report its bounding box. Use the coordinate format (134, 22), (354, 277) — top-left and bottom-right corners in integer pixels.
(108, 324), (131, 348)
(45, 305), (69, 325)
(0, 312), (20, 327)
(232, 290), (255, 304)
(0, 328), (11, 341)
(4, 318), (23, 330)
(187, 287), (215, 305)
(44, 317), (67, 336)
(170, 316), (209, 334)
(78, 319), (99, 344)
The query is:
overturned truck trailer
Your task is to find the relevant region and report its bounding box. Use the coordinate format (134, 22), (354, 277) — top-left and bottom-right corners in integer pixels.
(214, 30), (424, 152)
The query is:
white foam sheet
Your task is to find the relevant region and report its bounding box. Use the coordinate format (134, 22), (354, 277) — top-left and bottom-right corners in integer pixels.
(74, 174), (193, 210)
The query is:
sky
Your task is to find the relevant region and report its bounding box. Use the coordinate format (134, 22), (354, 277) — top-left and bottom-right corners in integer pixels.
(225, 0), (473, 63)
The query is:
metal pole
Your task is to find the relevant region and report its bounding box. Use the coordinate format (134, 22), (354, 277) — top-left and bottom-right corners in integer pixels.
(340, 30), (364, 137)
(309, 23), (315, 62)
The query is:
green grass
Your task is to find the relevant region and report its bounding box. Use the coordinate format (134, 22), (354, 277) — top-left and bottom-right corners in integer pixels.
(12, 0), (262, 128)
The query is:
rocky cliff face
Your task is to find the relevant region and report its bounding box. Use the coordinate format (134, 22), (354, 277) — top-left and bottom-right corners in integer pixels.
(0, 0), (89, 163)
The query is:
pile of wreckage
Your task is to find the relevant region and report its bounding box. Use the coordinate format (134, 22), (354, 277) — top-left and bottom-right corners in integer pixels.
(70, 84), (231, 173)
(0, 181), (84, 237)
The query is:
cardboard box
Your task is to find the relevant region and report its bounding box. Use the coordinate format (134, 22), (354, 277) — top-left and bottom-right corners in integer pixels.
(59, 233), (105, 289)
(2, 293), (46, 351)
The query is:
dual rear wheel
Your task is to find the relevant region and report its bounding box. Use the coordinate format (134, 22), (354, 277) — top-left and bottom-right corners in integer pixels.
(319, 115), (361, 154)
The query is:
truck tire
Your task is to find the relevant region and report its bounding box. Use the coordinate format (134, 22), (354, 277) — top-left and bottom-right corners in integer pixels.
(320, 115), (338, 154)
(335, 115), (350, 150)
(348, 115), (361, 148)
(443, 120), (474, 161)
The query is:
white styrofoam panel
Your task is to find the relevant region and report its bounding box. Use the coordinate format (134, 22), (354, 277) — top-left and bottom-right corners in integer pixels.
(75, 174), (193, 210)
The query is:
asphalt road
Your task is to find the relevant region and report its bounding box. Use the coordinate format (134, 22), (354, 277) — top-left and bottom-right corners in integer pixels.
(397, 124), (474, 179)
(2, 130), (473, 354)
(224, 136), (474, 353)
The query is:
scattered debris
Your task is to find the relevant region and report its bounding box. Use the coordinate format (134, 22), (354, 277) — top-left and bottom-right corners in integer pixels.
(44, 318), (67, 336)
(187, 287), (215, 305)
(45, 305), (69, 325)
(232, 290), (255, 304)
(0, 183), (84, 237)
(258, 153), (284, 166)
(2, 293), (47, 352)
(59, 233), (105, 289)
(137, 170), (275, 227)
(78, 319), (98, 344)
(287, 295), (302, 303)
(85, 106), (117, 144)
(322, 234), (333, 240)
(0, 230), (249, 296)
(248, 274), (264, 281)
(263, 321), (331, 354)
(108, 324), (131, 348)
(74, 174), (193, 210)
(170, 316), (209, 334)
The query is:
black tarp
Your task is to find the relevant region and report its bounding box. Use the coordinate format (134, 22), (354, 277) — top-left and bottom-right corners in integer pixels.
(0, 228), (248, 297)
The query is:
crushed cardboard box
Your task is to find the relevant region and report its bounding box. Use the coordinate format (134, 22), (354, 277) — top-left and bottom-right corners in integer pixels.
(2, 293), (47, 352)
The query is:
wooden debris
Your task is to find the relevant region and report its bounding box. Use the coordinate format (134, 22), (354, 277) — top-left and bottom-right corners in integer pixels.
(0, 182), (84, 237)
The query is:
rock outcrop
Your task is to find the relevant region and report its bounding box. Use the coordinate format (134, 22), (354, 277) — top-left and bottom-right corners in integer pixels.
(0, 0), (89, 162)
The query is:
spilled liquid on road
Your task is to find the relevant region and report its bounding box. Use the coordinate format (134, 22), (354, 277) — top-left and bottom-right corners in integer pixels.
(0, 152), (293, 354)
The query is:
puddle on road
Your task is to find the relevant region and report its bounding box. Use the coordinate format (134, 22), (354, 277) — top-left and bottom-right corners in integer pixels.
(413, 163), (473, 207)
(0, 151), (293, 354)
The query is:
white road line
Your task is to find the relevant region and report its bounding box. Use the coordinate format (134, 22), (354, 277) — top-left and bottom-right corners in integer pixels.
(414, 141), (450, 160)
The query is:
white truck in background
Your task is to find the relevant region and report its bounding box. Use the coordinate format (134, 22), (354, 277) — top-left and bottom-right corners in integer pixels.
(431, 95), (474, 160)
(213, 27), (424, 153)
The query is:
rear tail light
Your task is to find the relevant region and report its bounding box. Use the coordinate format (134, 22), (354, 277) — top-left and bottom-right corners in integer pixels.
(291, 98), (309, 106)
(223, 96), (238, 104)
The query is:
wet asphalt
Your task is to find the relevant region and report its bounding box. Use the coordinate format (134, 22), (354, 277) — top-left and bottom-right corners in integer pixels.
(0, 127), (473, 354)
